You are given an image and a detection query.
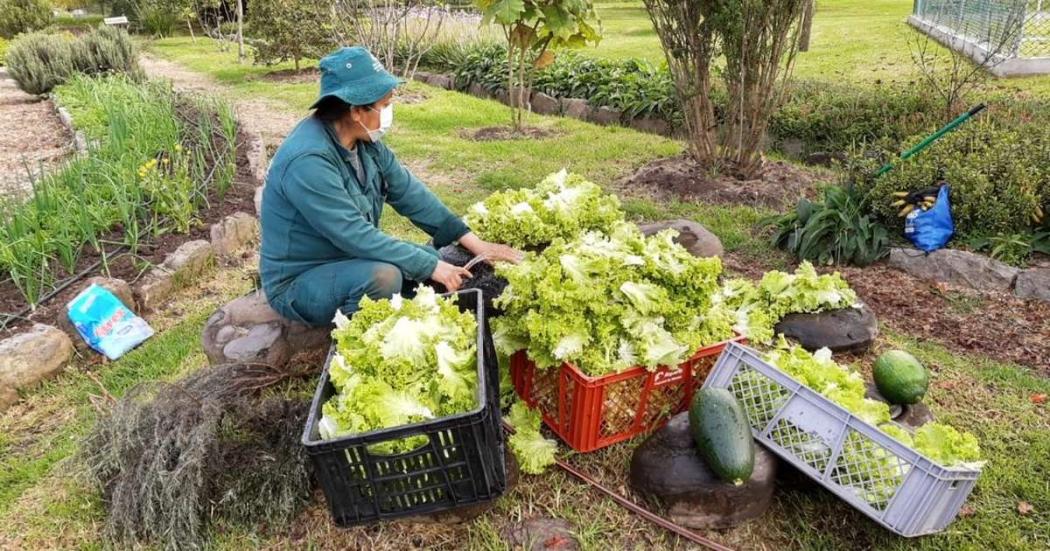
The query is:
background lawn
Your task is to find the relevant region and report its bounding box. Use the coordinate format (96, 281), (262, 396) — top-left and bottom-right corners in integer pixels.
(590, 0), (1050, 93)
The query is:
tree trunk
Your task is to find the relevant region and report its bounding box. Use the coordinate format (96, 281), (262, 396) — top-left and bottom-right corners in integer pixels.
(187, 19), (196, 43)
(237, 0), (245, 63)
(799, 0), (815, 52)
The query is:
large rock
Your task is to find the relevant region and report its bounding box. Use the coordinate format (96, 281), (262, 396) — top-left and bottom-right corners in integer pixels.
(530, 91), (561, 115)
(201, 290), (330, 367)
(135, 239), (216, 311)
(210, 211), (260, 257)
(468, 83), (490, 99)
(629, 412), (777, 530)
(887, 247), (1020, 292)
(426, 73), (454, 90)
(637, 219), (724, 258)
(0, 324), (74, 393)
(629, 116), (671, 136)
(1015, 268), (1050, 302)
(774, 303), (879, 354)
(58, 277), (136, 347)
(560, 98), (591, 120)
(591, 106), (622, 126)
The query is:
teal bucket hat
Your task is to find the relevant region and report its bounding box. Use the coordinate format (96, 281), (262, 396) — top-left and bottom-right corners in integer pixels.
(311, 46), (402, 109)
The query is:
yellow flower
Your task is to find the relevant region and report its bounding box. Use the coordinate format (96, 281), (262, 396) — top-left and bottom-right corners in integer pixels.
(174, 144), (183, 152)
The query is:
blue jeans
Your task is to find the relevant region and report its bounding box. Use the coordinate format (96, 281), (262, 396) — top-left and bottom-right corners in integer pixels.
(268, 259), (416, 326)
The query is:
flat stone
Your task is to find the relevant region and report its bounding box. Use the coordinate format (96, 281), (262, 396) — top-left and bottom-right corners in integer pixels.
(201, 290), (330, 367)
(413, 71), (433, 83)
(134, 266), (175, 313)
(591, 106), (622, 126)
(164, 239), (214, 276)
(560, 98), (591, 120)
(210, 211), (259, 257)
(468, 83), (490, 99)
(629, 116), (670, 135)
(503, 518), (579, 551)
(494, 89), (510, 105)
(629, 412), (777, 530)
(888, 247), (1020, 292)
(0, 324), (74, 392)
(637, 219), (724, 258)
(58, 277), (136, 347)
(1015, 268), (1050, 302)
(426, 73), (454, 90)
(530, 91), (561, 115)
(1, 386), (18, 412)
(135, 240), (215, 311)
(775, 303), (879, 354)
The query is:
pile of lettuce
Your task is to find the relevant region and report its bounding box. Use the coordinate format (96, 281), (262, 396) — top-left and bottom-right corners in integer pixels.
(464, 169), (624, 249)
(318, 287), (479, 454)
(714, 262), (858, 344)
(753, 341), (981, 506)
(493, 222), (734, 376)
(505, 402), (558, 474)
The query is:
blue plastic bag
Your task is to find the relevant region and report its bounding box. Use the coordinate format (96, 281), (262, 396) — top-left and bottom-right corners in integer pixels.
(904, 184), (954, 252)
(67, 283), (154, 360)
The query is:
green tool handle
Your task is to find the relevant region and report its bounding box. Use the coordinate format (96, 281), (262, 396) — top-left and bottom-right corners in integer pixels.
(875, 103), (987, 178)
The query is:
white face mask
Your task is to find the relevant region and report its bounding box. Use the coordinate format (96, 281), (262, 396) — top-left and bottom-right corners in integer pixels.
(361, 104), (393, 142)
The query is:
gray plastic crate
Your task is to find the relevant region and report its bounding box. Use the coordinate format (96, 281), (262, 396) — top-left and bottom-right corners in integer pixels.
(703, 343), (981, 537)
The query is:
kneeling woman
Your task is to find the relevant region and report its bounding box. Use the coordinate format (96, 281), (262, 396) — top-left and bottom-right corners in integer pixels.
(260, 46), (520, 326)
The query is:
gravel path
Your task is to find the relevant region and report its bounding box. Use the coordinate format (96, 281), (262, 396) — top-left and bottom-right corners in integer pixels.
(139, 55), (302, 152)
(0, 68), (72, 201)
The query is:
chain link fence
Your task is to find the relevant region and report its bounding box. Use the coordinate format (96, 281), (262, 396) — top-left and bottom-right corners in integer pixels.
(911, 0), (1050, 74)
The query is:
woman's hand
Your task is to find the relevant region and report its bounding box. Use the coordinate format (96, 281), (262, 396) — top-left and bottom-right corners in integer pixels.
(459, 232), (524, 265)
(431, 260), (472, 291)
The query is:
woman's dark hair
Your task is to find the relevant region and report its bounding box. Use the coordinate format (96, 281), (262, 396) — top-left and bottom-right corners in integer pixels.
(313, 96), (373, 124)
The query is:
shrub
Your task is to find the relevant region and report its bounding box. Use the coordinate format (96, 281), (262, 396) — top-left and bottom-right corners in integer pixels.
(130, 0), (180, 36)
(0, 37), (9, 66)
(858, 123), (1050, 240)
(770, 185), (889, 267)
(0, 0), (52, 39)
(248, 0), (333, 71)
(6, 32), (77, 95)
(6, 26), (139, 95)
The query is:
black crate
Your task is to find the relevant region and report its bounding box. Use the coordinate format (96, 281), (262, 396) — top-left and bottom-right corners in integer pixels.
(301, 288), (506, 526)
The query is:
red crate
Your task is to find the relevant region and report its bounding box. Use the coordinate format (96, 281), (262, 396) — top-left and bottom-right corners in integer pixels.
(509, 334), (747, 452)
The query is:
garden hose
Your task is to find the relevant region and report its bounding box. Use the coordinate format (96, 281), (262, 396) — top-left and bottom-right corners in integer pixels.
(875, 103), (987, 178)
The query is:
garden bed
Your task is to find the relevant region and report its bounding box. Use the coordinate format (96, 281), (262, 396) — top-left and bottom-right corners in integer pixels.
(0, 128), (257, 343)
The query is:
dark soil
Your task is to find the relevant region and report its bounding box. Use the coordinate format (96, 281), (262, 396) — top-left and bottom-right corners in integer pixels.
(0, 127), (258, 341)
(839, 264), (1050, 375)
(618, 155), (833, 210)
(463, 126), (559, 142)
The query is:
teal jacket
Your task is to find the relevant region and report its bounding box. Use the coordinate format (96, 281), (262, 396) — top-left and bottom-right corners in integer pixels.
(259, 117), (469, 299)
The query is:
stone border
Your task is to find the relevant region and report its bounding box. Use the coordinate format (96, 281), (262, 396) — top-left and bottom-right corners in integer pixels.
(411, 71), (675, 137)
(887, 247), (1050, 303)
(50, 97), (91, 154)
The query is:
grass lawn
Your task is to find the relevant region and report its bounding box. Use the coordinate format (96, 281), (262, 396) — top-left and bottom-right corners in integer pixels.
(590, 0), (1050, 93)
(1, 32), (1048, 550)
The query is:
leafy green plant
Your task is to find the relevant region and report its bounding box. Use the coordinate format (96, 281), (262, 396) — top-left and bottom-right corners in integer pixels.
(247, 0), (333, 71)
(6, 27), (140, 95)
(771, 185), (889, 267)
(971, 229), (1050, 266)
(475, 0), (601, 131)
(0, 0), (51, 39)
(0, 37), (9, 66)
(859, 123), (1050, 240)
(0, 75), (237, 308)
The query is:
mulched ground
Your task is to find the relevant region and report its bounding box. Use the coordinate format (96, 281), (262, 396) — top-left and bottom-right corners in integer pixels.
(0, 69), (71, 201)
(0, 129), (258, 341)
(617, 154), (833, 210)
(840, 264), (1050, 375)
(462, 125), (561, 141)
